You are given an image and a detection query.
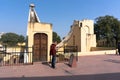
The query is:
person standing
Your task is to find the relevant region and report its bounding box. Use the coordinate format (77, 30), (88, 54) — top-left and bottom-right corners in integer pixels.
(50, 41), (57, 68)
(118, 42), (120, 55)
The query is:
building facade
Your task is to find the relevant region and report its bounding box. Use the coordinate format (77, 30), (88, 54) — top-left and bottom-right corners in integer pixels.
(57, 19), (96, 52)
(27, 4), (52, 62)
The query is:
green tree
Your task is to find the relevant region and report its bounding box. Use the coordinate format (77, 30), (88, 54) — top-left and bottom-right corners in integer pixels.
(53, 32), (61, 43)
(95, 15), (120, 47)
(0, 32), (25, 46)
(18, 35), (25, 44)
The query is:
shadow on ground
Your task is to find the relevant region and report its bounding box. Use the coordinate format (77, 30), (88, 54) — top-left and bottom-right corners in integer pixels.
(104, 59), (120, 64)
(42, 62), (52, 68)
(0, 73), (120, 80)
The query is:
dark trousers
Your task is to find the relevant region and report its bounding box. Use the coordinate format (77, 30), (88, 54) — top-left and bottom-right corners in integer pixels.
(51, 55), (56, 68)
(118, 49), (120, 55)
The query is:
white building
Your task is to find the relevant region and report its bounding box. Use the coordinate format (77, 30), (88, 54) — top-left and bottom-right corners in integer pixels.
(57, 19), (96, 52)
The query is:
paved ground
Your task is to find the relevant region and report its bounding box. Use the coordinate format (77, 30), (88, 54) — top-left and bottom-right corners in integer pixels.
(0, 54), (120, 80)
(0, 73), (120, 80)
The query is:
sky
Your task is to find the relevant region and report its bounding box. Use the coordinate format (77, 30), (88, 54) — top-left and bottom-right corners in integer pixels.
(0, 0), (120, 39)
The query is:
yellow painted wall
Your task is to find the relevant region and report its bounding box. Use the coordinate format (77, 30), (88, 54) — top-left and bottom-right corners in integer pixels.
(57, 19), (96, 52)
(27, 22), (52, 62)
(65, 24), (81, 51)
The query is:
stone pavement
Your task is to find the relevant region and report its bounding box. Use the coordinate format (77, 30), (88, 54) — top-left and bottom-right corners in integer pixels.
(0, 54), (120, 79)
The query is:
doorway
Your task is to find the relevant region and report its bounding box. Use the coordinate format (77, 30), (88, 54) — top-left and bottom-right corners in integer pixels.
(33, 33), (48, 61)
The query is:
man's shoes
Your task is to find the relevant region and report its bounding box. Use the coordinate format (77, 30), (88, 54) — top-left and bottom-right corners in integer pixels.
(51, 66), (55, 69)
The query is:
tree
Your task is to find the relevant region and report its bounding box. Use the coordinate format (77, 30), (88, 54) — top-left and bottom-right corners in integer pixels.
(95, 15), (120, 47)
(53, 32), (61, 43)
(18, 35), (25, 44)
(0, 32), (25, 46)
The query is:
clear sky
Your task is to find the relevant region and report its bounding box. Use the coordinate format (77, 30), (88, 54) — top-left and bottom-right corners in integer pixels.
(0, 0), (120, 38)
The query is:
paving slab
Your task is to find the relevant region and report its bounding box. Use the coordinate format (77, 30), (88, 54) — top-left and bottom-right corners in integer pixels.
(0, 54), (120, 78)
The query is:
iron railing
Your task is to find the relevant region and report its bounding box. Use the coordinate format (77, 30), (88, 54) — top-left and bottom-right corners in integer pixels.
(0, 46), (33, 66)
(56, 46), (78, 62)
(64, 46), (78, 61)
